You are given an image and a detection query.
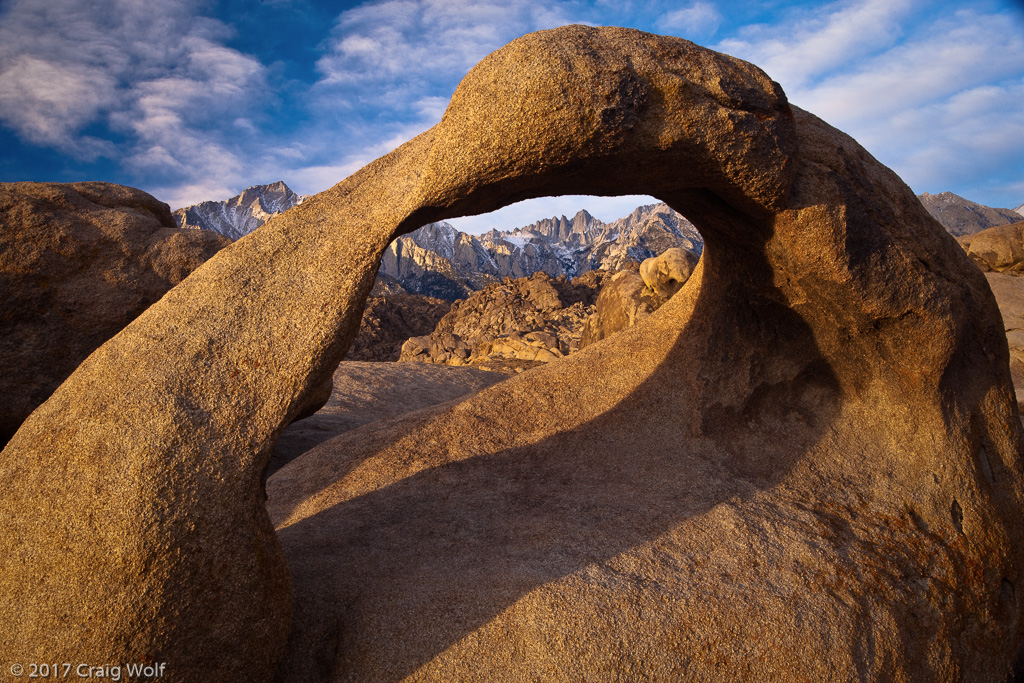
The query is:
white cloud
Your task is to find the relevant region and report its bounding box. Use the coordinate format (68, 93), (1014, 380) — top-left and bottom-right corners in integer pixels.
(714, 1), (1024, 206)
(0, 0), (267, 190)
(791, 11), (1024, 126)
(658, 2), (721, 37)
(315, 0), (577, 97)
(0, 55), (118, 157)
(718, 0), (914, 89)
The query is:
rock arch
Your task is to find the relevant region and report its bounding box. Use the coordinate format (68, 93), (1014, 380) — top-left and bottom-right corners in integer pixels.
(2, 25), (1023, 682)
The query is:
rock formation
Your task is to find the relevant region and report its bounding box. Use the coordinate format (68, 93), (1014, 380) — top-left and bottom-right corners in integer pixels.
(986, 273), (1024, 410)
(919, 191), (1023, 236)
(399, 269), (607, 367)
(347, 287), (451, 362)
(3, 25), (1023, 683)
(639, 246), (699, 299)
(0, 181), (231, 446)
(579, 270), (664, 348)
(579, 248), (699, 348)
(958, 221), (1024, 273)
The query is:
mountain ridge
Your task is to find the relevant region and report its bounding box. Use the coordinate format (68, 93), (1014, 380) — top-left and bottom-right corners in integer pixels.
(918, 191), (1022, 236)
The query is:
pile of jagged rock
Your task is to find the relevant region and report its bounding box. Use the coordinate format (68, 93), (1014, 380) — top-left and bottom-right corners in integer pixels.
(399, 269), (608, 368)
(346, 276), (451, 362)
(400, 247), (701, 368)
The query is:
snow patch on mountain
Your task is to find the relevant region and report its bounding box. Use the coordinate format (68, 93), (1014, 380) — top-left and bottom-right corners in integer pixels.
(172, 181), (305, 240)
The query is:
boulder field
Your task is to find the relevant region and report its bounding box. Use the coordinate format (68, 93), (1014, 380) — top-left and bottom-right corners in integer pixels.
(3, 26), (1023, 682)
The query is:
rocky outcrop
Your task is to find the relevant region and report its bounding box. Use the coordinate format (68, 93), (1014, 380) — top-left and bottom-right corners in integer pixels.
(173, 181), (305, 239)
(579, 270), (664, 348)
(4, 26), (1023, 683)
(919, 191), (1023, 237)
(958, 221), (1024, 273)
(269, 361), (507, 474)
(579, 248), (699, 348)
(0, 181), (231, 446)
(399, 269), (607, 367)
(347, 292), (450, 362)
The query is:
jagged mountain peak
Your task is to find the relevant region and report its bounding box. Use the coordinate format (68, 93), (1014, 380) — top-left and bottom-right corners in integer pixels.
(172, 181), (305, 240)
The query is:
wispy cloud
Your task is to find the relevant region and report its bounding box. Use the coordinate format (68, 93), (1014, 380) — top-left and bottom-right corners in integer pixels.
(315, 0), (577, 100)
(657, 2), (722, 38)
(717, 1), (1024, 205)
(0, 0), (269, 204)
(718, 0), (915, 90)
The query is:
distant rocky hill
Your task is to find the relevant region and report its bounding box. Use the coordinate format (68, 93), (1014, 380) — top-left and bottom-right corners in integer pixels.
(918, 191), (1022, 236)
(173, 181), (305, 240)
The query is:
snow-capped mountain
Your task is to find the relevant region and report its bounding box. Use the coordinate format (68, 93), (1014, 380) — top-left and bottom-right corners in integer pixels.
(171, 181), (703, 301)
(173, 181), (305, 239)
(1014, 203), (1024, 218)
(380, 204), (703, 300)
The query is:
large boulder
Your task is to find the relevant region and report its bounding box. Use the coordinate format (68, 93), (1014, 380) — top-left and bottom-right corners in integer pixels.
(3, 26), (1023, 683)
(0, 181), (230, 446)
(578, 269), (663, 348)
(958, 221), (1024, 273)
(639, 246), (699, 298)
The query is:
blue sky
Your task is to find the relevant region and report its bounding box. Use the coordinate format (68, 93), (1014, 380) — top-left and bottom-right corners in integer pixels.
(1, 0), (1022, 234)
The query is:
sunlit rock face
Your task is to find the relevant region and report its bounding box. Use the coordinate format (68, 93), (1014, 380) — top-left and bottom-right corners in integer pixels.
(3, 25), (1023, 683)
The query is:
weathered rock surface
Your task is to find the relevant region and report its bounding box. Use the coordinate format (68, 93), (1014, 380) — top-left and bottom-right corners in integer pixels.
(919, 191), (1023, 237)
(347, 292), (451, 362)
(579, 270), (665, 348)
(269, 361), (507, 475)
(986, 273), (1024, 409)
(399, 269), (607, 366)
(3, 26), (1023, 683)
(640, 246), (699, 299)
(958, 221), (1024, 273)
(0, 181), (231, 446)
